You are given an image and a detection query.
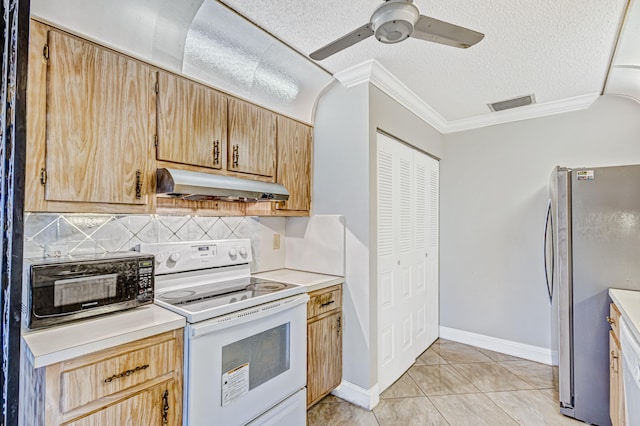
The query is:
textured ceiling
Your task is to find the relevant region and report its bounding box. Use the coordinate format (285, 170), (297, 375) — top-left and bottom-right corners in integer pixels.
(221, 0), (628, 123)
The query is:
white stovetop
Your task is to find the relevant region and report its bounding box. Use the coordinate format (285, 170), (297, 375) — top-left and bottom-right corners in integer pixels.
(22, 305), (185, 368)
(252, 269), (344, 293)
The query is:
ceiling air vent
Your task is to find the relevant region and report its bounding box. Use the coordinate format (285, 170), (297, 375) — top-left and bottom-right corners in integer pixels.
(488, 94), (536, 112)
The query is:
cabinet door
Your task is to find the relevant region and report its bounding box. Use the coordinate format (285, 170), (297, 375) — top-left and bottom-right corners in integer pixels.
(66, 380), (180, 426)
(307, 312), (342, 407)
(276, 116), (311, 212)
(610, 331), (625, 426)
(228, 98), (276, 177)
(44, 30), (156, 205)
(157, 72), (227, 169)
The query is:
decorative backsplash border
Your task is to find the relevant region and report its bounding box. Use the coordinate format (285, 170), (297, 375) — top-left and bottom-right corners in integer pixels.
(23, 214), (263, 259)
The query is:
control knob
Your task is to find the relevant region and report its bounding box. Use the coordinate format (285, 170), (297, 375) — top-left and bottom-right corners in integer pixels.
(155, 253), (166, 264)
(239, 247), (248, 257)
(168, 252), (180, 263)
(229, 248), (238, 257)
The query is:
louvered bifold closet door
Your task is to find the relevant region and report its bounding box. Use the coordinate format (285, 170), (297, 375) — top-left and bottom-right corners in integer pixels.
(413, 151), (439, 355)
(376, 133), (417, 392)
(377, 133), (440, 393)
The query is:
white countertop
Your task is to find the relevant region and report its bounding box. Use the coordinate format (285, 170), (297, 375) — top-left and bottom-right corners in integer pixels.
(609, 288), (640, 344)
(253, 269), (344, 293)
(22, 305), (185, 368)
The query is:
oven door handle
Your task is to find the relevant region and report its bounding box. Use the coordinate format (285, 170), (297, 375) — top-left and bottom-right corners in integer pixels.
(190, 294), (309, 338)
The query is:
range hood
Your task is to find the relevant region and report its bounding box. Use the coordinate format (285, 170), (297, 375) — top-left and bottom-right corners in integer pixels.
(156, 168), (289, 202)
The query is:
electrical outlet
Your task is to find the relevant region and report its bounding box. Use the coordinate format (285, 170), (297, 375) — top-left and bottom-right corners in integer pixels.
(272, 233), (281, 250)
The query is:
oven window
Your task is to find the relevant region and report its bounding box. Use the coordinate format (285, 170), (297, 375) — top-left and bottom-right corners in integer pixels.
(221, 323), (290, 401)
(53, 274), (117, 307)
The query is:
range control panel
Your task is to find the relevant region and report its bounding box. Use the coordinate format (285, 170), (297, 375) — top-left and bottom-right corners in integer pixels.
(136, 239), (252, 275)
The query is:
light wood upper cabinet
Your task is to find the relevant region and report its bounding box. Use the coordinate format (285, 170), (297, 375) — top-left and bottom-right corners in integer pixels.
(26, 21), (156, 213)
(45, 29), (156, 206)
(276, 116), (312, 212)
(156, 72), (227, 169)
(227, 98), (276, 178)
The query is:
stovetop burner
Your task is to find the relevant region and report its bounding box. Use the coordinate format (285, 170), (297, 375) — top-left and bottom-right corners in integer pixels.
(161, 289), (197, 300)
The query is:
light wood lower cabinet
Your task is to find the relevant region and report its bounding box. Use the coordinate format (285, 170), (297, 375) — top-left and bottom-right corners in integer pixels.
(20, 330), (183, 426)
(609, 303), (625, 426)
(307, 285), (342, 408)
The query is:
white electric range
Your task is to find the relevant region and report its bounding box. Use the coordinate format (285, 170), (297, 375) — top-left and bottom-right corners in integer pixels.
(137, 239), (308, 426)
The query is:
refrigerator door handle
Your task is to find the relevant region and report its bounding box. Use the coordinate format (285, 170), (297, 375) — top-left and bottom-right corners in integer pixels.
(544, 199), (554, 302)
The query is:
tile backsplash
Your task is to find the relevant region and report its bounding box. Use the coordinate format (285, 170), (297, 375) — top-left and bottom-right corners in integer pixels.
(23, 214), (286, 272)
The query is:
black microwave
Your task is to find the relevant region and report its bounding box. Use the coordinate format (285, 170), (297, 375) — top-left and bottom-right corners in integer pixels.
(22, 252), (155, 329)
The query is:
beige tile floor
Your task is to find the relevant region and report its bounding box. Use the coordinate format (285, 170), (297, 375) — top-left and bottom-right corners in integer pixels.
(307, 339), (587, 426)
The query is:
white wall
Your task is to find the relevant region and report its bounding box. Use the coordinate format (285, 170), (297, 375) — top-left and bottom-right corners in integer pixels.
(313, 81), (444, 395)
(313, 82), (372, 389)
(440, 95), (640, 349)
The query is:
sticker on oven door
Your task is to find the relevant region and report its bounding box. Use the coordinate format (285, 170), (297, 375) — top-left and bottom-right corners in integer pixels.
(576, 170), (594, 181)
(221, 363), (250, 406)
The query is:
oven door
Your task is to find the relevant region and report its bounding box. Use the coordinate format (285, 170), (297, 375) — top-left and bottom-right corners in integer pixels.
(185, 294), (309, 426)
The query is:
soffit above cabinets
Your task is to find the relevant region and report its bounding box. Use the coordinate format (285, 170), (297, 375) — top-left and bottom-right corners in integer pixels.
(30, 0), (333, 124)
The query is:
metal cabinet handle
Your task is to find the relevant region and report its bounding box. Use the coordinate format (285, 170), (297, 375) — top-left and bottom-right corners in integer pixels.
(135, 169), (142, 200)
(213, 140), (220, 165)
(337, 316), (342, 336)
(232, 144), (239, 168)
(162, 390), (169, 424)
(103, 364), (149, 383)
(320, 300), (335, 308)
(607, 316), (615, 325)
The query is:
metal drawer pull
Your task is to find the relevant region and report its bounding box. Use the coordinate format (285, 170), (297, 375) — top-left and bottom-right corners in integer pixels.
(607, 316), (615, 325)
(103, 364), (149, 383)
(320, 300), (335, 308)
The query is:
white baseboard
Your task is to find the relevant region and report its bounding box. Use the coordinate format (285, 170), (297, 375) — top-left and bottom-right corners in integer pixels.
(439, 326), (558, 365)
(330, 380), (380, 410)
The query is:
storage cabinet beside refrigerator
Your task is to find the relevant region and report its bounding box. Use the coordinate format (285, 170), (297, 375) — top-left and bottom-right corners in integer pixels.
(545, 164), (640, 426)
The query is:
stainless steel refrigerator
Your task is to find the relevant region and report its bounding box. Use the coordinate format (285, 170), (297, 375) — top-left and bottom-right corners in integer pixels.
(545, 164), (640, 426)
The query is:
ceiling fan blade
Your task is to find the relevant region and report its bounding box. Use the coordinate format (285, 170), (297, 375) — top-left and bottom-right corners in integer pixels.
(309, 23), (374, 61)
(411, 15), (484, 48)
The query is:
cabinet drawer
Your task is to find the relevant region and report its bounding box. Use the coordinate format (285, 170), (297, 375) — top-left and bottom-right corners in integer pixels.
(308, 285), (342, 319)
(60, 332), (179, 414)
(609, 303), (622, 339)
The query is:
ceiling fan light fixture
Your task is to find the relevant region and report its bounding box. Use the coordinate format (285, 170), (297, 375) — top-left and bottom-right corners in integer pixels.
(371, 0), (419, 44)
(376, 20), (413, 43)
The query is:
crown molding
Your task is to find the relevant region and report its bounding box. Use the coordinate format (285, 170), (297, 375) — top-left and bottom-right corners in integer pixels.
(333, 59), (449, 133)
(445, 93), (600, 133)
(332, 59), (600, 134)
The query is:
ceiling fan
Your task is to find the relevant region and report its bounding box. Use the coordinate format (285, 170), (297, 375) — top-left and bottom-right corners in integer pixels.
(309, 0), (484, 61)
